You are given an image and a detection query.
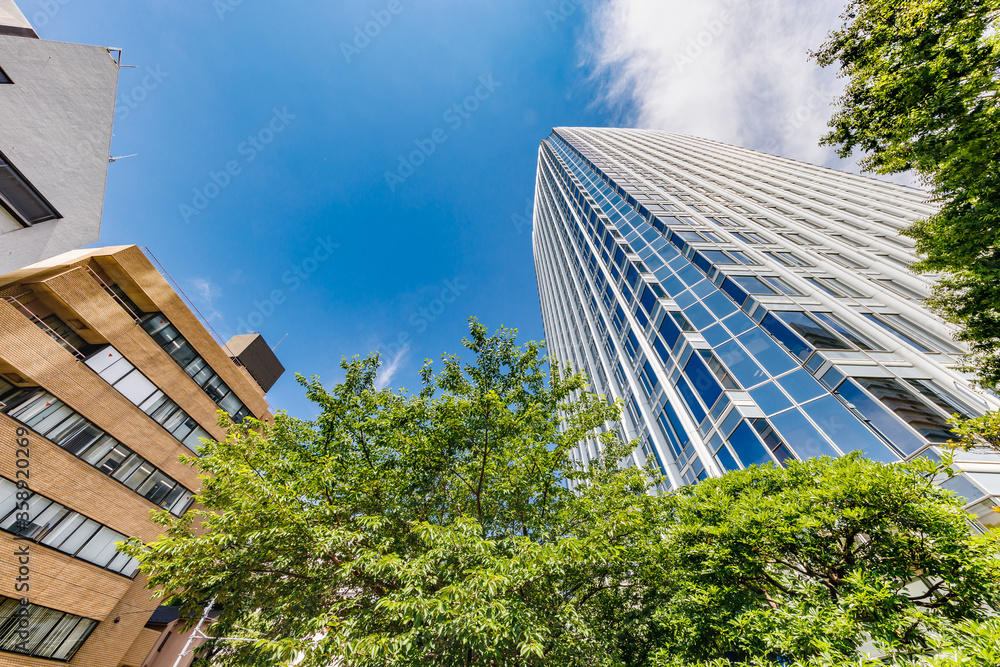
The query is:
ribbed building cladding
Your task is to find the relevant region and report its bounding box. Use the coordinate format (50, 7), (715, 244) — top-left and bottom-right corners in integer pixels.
(532, 127), (1000, 527)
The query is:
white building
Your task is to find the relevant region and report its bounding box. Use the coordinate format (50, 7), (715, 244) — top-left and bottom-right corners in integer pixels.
(532, 127), (1000, 528)
(0, 0), (119, 274)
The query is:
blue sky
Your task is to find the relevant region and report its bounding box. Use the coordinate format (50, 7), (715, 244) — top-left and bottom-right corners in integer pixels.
(34, 0), (859, 419)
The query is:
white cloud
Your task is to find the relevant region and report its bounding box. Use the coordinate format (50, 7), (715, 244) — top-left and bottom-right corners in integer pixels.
(375, 345), (410, 390)
(189, 277), (223, 321)
(583, 0), (864, 171)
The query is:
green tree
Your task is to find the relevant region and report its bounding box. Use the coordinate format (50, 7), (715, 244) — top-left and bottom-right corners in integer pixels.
(122, 321), (661, 667)
(630, 454), (1000, 666)
(813, 0), (1000, 385)
(948, 411), (1000, 454)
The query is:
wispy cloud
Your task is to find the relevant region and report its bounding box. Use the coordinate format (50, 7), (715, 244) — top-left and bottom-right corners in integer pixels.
(375, 345), (410, 390)
(189, 277), (223, 321)
(582, 0), (862, 171)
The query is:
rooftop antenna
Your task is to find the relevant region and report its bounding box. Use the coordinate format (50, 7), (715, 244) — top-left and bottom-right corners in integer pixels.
(272, 333), (289, 351)
(109, 154), (137, 163)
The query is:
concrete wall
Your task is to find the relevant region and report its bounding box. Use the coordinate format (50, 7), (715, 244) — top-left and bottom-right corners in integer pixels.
(0, 33), (119, 273)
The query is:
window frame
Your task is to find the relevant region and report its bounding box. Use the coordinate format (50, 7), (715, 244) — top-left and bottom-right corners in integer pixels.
(0, 148), (61, 227)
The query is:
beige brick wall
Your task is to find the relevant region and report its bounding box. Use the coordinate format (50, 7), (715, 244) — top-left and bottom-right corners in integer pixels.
(0, 245), (274, 666)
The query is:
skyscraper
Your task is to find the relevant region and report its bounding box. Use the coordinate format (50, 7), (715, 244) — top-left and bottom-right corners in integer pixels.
(532, 127), (1000, 528)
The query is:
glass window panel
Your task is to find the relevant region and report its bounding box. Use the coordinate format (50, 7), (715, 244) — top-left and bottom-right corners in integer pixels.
(137, 471), (176, 506)
(24, 607), (63, 655)
(33, 615), (82, 658)
(58, 519), (101, 556)
(907, 379), (976, 420)
(728, 422), (773, 467)
(122, 461), (155, 490)
(111, 454), (145, 483)
(811, 312), (878, 350)
(684, 355), (723, 407)
(716, 339), (769, 388)
(96, 445), (134, 476)
(39, 513), (87, 550)
(30, 404), (75, 437)
(759, 315), (812, 362)
(749, 382), (794, 415)
(854, 377), (954, 443)
(83, 347), (122, 375)
(0, 479), (18, 523)
(801, 395), (900, 462)
(730, 275), (777, 295)
(769, 408), (842, 460)
(50, 618), (96, 660)
(776, 369), (826, 403)
(113, 369), (159, 406)
(79, 435), (118, 466)
(675, 377), (707, 424)
(774, 311), (850, 350)
(118, 557), (141, 578)
(75, 526), (124, 567)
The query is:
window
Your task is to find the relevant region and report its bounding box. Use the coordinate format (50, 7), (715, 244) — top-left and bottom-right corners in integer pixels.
(751, 418), (796, 463)
(854, 377), (954, 443)
(701, 250), (737, 265)
(0, 66), (10, 84)
(823, 253), (865, 269)
(85, 346), (211, 452)
(768, 251), (811, 267)
(864, 313), (962, 355)
(773, 311), (850, 350)
(141, 314), (252, 422)
(3, 390), (193, 515)
(0, 597), (98, 660)
(906, 379), (977, 420)
(806, 276), (868, 298)
(0, 149), (60, 226)
(811, 312), (878, 350)
(34, 314), (90, 356)
(0, 478), (139, 576)
(835, 379), (928, 456)
(762, 276), (800, 295)
(728, 275), (777, 295)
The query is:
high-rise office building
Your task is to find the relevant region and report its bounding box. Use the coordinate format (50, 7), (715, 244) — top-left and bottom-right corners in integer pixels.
(0, 0), (120, 275)
(532, 127), (1000, 528)
(0, 245), (283, 666)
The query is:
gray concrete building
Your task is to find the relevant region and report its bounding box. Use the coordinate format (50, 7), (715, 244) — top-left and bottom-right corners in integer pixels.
(0, 0), (119, 274)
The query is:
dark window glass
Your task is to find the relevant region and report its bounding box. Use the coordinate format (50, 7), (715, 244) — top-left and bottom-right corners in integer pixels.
(639, 285), (657, 315)
(658, 313), (682, 348)
(728, 421), (772, 467)
(760, 313), (812, 360)
(906, 379), (976, 420)
(835, 380), (927, 455)
(0, 596), (97, 660)
(770, 405), (843, 459)
(0, 151), (60, 225)
(729, 275), (776, 295)
(701, 250), (736, 265)
(862, 314), (932, 353)
(811, 312), (877, 350)
(0, 66), (11, 84)
(721, 278), (748, 305)
(684, 354), (724, 407)
(854, 377), (954, 443)
(751, 418), (796, 463)
(675, 376), (707, 424)
(774, 311), (849, 350)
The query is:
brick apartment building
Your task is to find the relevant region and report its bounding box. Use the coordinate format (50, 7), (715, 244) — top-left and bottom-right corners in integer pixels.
(0, 245), (282, 665)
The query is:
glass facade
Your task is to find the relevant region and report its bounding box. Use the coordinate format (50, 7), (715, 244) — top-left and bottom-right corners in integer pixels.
(532, 128), (1000, 522)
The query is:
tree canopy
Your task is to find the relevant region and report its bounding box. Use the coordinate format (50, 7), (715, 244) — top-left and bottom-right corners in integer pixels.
(123, 324), (1000, 666)
(123, 321), (661, 666)
(813, 0), (1000, 385)
(636, 455), (1000, 666)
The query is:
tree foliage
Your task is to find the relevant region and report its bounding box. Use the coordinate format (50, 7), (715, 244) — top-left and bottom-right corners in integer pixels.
(813, 0), (1000, 385)
(629, 455), (1000, 666)
(123, 321), (661, 667)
